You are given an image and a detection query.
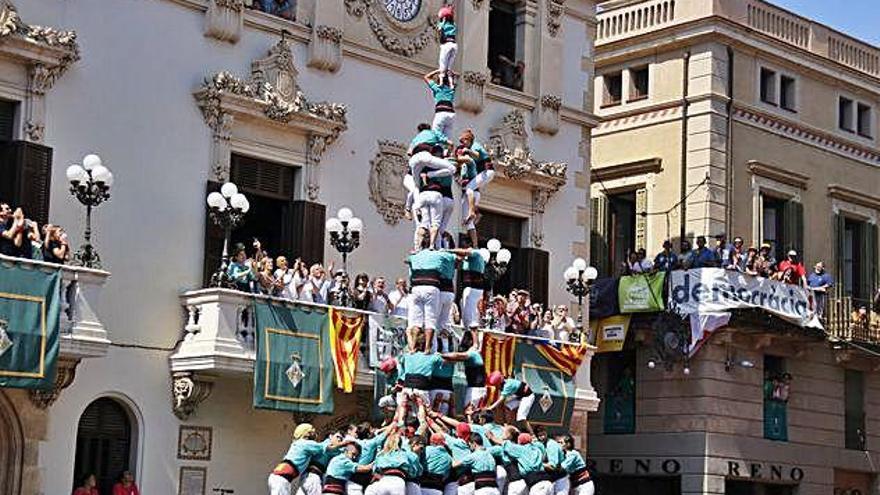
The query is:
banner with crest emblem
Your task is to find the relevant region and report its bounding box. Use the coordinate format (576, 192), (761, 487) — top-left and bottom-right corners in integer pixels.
(0, 260), (61, 389)
(253, 301), (334, 413)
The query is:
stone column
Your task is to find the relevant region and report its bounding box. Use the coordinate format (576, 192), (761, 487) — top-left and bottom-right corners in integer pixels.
(684, 43), (730, 238)
(456, 0), (490, 113)
(308, 0), (344, 72)
(532, 0), (565, 134)
(520, 0), (540, 95)
(204, 0), (244, 43)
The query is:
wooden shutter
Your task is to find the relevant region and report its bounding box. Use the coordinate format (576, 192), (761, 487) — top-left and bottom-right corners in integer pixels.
(0, 141), (53, 225)
(591, 195), (610, 277)
(783, 199), (803, 258)
(509, 248), (549, 305)
(231, 154), (295, 201)
(74, 398), (131, 495)
(834, 213), (846, 295)
(0, 100), (16, 141)
(287, 200), (326, 266)
(845, 369), (866, 450)
(861, 222), (878, 302)
(203, 182), (225, 286)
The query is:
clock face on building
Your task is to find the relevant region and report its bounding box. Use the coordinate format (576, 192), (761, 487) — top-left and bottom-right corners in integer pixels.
(384, 0), (421, 22)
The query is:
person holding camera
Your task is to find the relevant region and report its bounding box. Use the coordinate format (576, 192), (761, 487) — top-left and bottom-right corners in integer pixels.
(42, 224), (70, 264)
(352, 272), (373, 310)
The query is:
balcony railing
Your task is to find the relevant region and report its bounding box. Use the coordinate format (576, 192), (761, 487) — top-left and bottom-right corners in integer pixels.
(826, 295), (880, 347)
(170, 287), (599, 404)
(0, 255), (111, 360)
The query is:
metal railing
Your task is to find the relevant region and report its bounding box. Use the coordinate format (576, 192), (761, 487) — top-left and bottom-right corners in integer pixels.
(825, 294), (880, 346)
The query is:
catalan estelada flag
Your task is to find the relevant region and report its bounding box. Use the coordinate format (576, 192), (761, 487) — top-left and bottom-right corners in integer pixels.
(533, 341), (588, 376)
(481, 332), (517, 405)
(328, 308), (365, 393)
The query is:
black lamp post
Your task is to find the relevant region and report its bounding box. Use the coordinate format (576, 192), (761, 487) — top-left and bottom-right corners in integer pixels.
(66, 154), (113, 269)
(563, 257), (598, 342)
(206, 182), (250, 287)
(326, 207), (363, 307)
(482, 238), (511, 328)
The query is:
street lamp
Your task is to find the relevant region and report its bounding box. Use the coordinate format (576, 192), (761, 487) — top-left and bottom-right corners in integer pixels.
(326, 206), (362, 275)
(206, 182), (250, 287)
(482, 238), (512, 328)
(564, 257), (598, 342)
(66, 154), (113, 269)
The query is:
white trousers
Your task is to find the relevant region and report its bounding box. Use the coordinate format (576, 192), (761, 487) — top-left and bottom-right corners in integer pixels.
(495, 466), (507, 495)
(404, 174), (420, 208)
(573, 481), (595, 495)
(529, 481), (554, 495)
(436, 196), (455, 248)
(297, 473), (322, 495)
(553, 477), (570, 495)
(407, 481), (422, 495)
(346, 481), (364, 495)
(443, 482), (459, 495)
(506, 393), (536, 421)
(437, 290), (456, 330)
(409, 285), (440, 330)
(409, 151), (456, 182)
(268, 474), (291, 495)
(439, 41), (458, 74)
(461, 287), (483, 328)
(365, 476), (406, 495)
(475, 488), (500, 495)
(458, 482), (475, 495)
(466, 170), (496, 192)
(419, 190), (444, 229)
(460, 189), (480, 231)
(423, 489), (443, 495)
(507, 480), (527, 495)
(432, 112), (455, 140)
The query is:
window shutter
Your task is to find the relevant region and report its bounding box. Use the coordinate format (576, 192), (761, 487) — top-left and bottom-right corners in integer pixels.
(591, 195), (610, 276)
(783, 199), (803, 258)
(0, 141), (53, 225)
(834, 213), (846, 294)
(203, 182), (225, 286)
(0, 100), (16, 141)
(231, 154), (294, 201)
(509, 248), (549, 305)
(635, 187), (648, 251)
(288, 201), (325, 266)
(860, 222), (878, 302)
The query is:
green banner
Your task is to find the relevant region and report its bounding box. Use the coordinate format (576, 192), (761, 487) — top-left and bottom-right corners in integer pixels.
(253, 301), (334, 414)
(514, 343), (575, 433)
(618, 272), (666, 313)
(0, 261), (61, 389)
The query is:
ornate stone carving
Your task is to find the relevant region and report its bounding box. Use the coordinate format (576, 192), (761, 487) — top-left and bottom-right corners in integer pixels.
(458, 71), (487, 114)
(23, 120), (43, 142)
(546, 0), (565, 37)
(28, 358), (79, 409)
(471, 0), (486, 10)
(534, 93), (562, 135)
(309, 25), (344, 73)
(368, 140), (409, 225)
(204, 0), (244, 43)
(0, 2), (20, 37)
(487, 111), (568, 185)
(316, 25), (343, 43)
(172, 372), (214, 420)
(344, 0), (436, 57)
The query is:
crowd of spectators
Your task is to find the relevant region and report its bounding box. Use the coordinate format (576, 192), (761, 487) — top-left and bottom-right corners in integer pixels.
(0, 202), (70, 264)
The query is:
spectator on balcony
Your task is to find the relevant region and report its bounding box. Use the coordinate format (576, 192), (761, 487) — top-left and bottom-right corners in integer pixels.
(256, 256), (279, 295)
(389, 277), (410, 318)
(253, 0), (294, 20)
(692, 236), (720, 268)
(526, 302), (544, 336)
(273, 256), (300, 300)
(726, 237), (746, 271)
(806, 262), (833, 319)
(25, 219), (42, 260)
(328, 270), (352, 307)
(679, 239), (694, 269)
(755, 243), (777, 277)
(227, 243), (257, 292)
(0, 205), (27, 258)
(351, 272), (373, 310)
(299, 262), (332, 304)
(774, 250), (806, 287)
(743, 247), (760, 276)
(506, 289), (531, 334)
(493, 55), (524, 91)
(714, 234), (732, 266)
(488, 295), (509, 332)
(112, 471), (140, 495)
(653, 240), (679, 272)
(620, 250), (646, 275)
(535, 309), (555, 339)
(549, 305), (576, 342)
(73, 474), (99, 495)
(370, 277), (393, 314)
(42, 224), (70, 264)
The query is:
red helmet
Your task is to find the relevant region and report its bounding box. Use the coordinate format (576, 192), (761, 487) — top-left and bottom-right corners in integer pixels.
(438, 5), (455, 19)
(456, 422), (472, 440)
(517, 433), (532, 445)
(488, 371), (504, 387)
(430, 432), (446, 446)
(379, 357), (397, 374)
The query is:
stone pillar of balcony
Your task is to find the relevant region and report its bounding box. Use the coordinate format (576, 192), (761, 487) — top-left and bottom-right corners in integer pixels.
(204, 0), (245, 44)
(59, 267), (112, 359)
(456, 0), (490, 114)
(532, 0), (565, 134)
(572, 345), (600, 449)
(308, 0), (344, 73)
(684, 43), (730, 238)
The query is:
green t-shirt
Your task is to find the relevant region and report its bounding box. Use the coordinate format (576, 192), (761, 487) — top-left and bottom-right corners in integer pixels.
(326, 453), (359, 479)
(459, 449), (496, 473)
(424, 445), (453, 477)
(429, 82), (456, 104)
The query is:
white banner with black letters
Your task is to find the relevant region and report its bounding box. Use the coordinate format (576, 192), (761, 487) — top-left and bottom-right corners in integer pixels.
(669, 269), (822, 329)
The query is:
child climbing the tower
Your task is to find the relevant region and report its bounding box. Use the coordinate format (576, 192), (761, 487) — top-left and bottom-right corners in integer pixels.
(437, 5), (457, 87)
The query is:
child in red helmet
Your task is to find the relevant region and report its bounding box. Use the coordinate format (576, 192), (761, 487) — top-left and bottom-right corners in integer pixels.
(486, 371), (536, 430)
(437, 5), (457, 87)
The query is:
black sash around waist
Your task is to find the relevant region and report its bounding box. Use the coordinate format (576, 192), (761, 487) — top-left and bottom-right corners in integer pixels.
(350, 471), (371, 487)
(307, 464), (325, 476)
(465, 365), (486, 387)
(571, 467), (592, 486)
(473, 471), (497, 489)
(523, 470), (550, 486)
(439, 278), (454, 293)
(515, 382), (532, 398)
(271, 460), (300, 482)
(322, 476), (347, 494)
(505, 462), (522, 482)
(421, 472), (447, 490)
(461, 271), (484, 288)
(404, 373), (431, 390)
(430, 375), (454, 391)
(380, 468), (406, 479)
(440, 34), (456, 43)
(411, 269), (442, 288)
(548, 468), (567, 482)
(476, 160), (494, 173)
(411, 143), (434, 155)
(435, 101), (455, 113)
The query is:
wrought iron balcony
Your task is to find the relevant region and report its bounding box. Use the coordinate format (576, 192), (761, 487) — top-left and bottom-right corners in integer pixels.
(826, 295), (880, 347)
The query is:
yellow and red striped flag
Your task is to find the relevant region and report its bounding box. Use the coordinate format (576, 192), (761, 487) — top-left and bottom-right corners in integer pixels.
(533, 341), (588, 376)
(481, 332), (517, 406)
(328, 308), (365, 393)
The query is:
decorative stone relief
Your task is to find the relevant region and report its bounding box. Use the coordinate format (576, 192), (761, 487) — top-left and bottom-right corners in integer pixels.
(471, 0), (486, 10)
(368, 140), (409, 225)
(194, 38), (348, 190)
(23, 120), (43, 142)
(546, 0), (565, 37)
(344, 0), (436, 57)
(458, 71), (487, 114)
(533, 93), (562, 135)
(28, 358), (79, 409)
(172, 372), (214, 420)
(309, 25), (344, 73)
(204, 0), (244, 43)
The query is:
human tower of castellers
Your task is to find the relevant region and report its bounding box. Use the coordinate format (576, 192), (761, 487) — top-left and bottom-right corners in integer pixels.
(267, 6), (593, 495)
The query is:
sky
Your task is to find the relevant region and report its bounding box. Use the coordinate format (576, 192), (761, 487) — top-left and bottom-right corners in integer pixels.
(770, 0), (880, 46)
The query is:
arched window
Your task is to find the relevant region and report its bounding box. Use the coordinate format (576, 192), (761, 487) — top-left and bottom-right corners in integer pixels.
(73, 398), (134, 494)
(0, 390), (23, 495)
